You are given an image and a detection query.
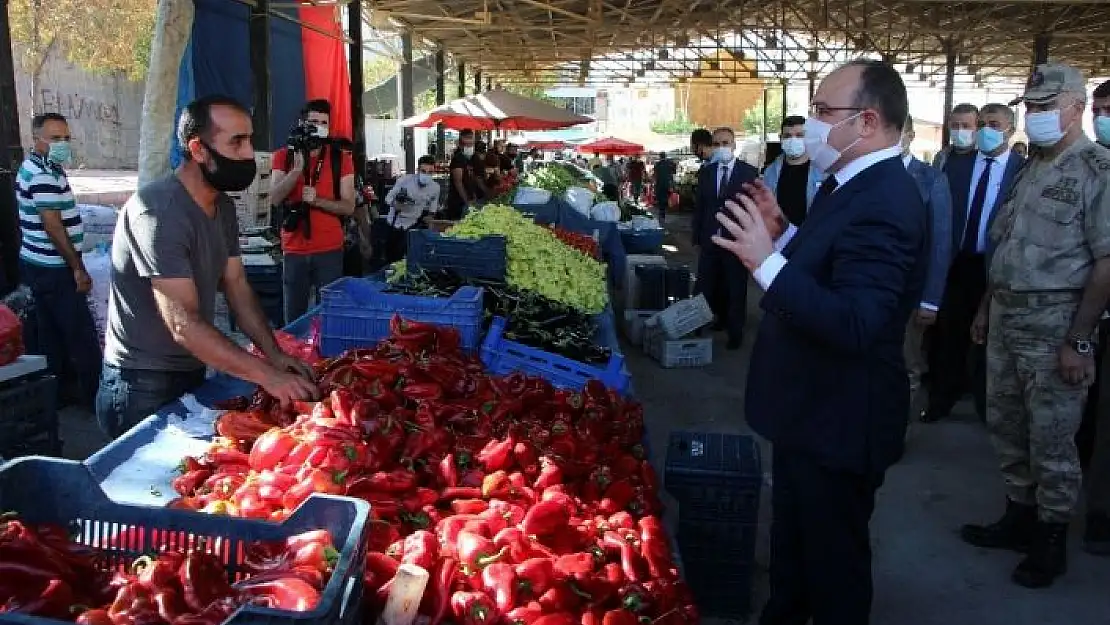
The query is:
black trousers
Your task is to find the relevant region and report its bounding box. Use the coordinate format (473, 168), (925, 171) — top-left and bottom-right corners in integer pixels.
(695, 244), (748, 342)
(761, 450), (884, 625)
(927, 252), (987, 414)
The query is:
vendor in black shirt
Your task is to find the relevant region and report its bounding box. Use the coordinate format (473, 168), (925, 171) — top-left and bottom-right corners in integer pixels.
(445, 129), (476, 220)
(763, 115), (821, 226)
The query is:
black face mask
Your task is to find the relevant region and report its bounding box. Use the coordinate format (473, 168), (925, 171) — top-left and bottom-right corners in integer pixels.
(199, 141), (257, 192)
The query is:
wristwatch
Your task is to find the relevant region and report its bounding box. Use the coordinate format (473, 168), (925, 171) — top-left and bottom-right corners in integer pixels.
(1068, 334), (1094, 356)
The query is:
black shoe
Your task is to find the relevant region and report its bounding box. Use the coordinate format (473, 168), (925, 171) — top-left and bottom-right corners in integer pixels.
(1012, 521), (1068, 588)
(961, 499), (1036, 552)
(1084, 512), (1110, 556)
(726, 336), (742, 350)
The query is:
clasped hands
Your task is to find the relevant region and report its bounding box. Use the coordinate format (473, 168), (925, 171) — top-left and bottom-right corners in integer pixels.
(712, 180), (786, 271)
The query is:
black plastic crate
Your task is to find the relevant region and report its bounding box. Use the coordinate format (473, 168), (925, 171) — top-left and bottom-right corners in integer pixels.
(664, 431), (761, 523)
(637, 265), (692, 309)
(678, 522), (756, 618)
(0, 374), (60, 459)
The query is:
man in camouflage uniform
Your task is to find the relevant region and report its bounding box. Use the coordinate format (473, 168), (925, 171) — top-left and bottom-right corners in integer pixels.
(961, 63), (1110, 589)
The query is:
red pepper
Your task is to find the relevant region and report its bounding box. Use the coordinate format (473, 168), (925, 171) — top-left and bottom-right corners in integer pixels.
(440, 486), (483, 501)
(152, 586), (188, 623)
(2, 578), (74, 619)
(513, 442), (540, 475)
(608, 512), (635, 531)
(178, 551), (234, 612)
(366, 469), (417, 493)
(451, 590), (498, 625)
(170, 597), (239, 625)
(482, 470), (512, 500)
(426, 557), (458, 625)
(534, 614), (578, 625)
(364, 552), (400, 591)
(480, 562), (517, 612)
(599, 479), (636, 515)
(637, 516), (676, 581)
(601, 532), (647, 583)
(533, 460), (563, 490)
(457, 530), (507, 572)
(477, 436), (515, 472)
(401, 530), (440, 571)
(580, 608), (605, 625)
(76, 609), (114, 625)
(538, 582), (581, 613)
(506, 604), (545, 625)
(521, 499), (570, 537)
(481, 500), (526, 533)
(439, 453), (460, 487)
(618, 583), (652, 614)
(237, 576), (321, 611)
(133, 551), (185, 590)
(400, 382), (444, 402)
(172, 469), (212, 497)
(602, 609), (639, 625)
(493, 527), (554, 563)
(108, 582), (161, 625)
(554, 552), (596, 579)
(249, 428), (299, 471)
(452, 499), (490, 515)
(515, 557), (555, 597)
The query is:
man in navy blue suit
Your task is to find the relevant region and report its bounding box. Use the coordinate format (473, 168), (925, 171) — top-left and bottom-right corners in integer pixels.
(714, 59), (928, 625)
(692, 127), (759, 349)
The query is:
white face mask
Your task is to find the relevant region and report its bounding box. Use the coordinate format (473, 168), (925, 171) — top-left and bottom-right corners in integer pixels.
(803, 113), (862, 172)
(313, 124), (329, 139)
(711, 147), (733, 164)
(950, 128), (975, 148)
(1025, 110), (1066, 147)
(781, 137), (806, 159)
(417, 173), (433, 185)
(462, 147), (475, 158)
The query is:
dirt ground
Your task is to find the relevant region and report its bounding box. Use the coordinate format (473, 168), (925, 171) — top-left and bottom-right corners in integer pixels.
(57, 210), (1109, 625)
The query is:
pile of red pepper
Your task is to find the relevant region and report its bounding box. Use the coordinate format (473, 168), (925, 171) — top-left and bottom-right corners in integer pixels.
(544, 225), (600, 260)
(172, 316), (697, 625)
(0, 514), (337, 625)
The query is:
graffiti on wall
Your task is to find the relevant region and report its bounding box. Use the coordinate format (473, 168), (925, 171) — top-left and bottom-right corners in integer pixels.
(38, 89), (121, 126)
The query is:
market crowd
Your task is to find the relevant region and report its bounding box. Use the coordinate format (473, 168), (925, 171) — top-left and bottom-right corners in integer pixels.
(4, 56), (1110, 625)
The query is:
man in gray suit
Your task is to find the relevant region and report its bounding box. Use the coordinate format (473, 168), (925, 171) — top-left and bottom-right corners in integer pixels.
(901, 115), (953, 422)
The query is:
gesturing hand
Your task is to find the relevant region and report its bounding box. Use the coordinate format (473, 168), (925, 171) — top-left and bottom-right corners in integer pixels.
(712, 194), (775, 272)
(739, 180), (787, 239)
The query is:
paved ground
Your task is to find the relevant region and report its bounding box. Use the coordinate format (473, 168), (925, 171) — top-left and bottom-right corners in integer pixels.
(53, 209), (1109, 625)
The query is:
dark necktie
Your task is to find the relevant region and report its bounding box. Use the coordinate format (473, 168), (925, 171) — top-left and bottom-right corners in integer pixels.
(814, 176), (839, 202)
(717, 164), (731, 198)
(962, 158), (995, 254)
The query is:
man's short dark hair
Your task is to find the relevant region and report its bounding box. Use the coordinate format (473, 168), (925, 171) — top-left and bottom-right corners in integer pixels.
(781, 115), (806, 130)
(176, 94), (250, 160)
(302, 99), (331, 118)
(690, 128), (712, 147)
(951, 103), (979, 117)
(980, 103), (1016, 127)
(712, 127), (735, 138)
(459, 129), (475, 139)
(847, 59), (908, 132)
(31, 113), (67, 134)
(417, 155), (436, 167)
(1094, 80), (1110, 99)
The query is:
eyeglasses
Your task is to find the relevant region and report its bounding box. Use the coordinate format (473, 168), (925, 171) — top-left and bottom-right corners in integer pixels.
(809, 103), (864, 117)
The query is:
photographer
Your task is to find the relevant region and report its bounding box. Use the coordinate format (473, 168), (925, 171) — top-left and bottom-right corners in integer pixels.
(270, 100), (356, 323)
(376, 156), (440, 264)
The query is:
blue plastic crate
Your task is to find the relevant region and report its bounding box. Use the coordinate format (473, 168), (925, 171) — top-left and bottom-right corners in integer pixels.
(592, 306), (620, 355)
(620, 228), (664, 254)
(664, 432), (761, 619)
(480, 316), (630, 394)
(283, 306), (321, 339)
(406, 230), (507, 282)
(319, 277), (484, 356)
(0, 457), (370, 625)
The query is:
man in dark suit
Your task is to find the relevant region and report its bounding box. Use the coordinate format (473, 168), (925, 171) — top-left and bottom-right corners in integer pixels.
(901, 115), (953, 421)
(692, 127), (759, 349)
(714, 59), (927, 624)
(924, 103), (1025, 422)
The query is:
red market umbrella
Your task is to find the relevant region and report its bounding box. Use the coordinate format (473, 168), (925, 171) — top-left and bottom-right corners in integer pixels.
(576, 137), (645, 156)
(527, 140), (569, 150)
(400, 89), (592, 131)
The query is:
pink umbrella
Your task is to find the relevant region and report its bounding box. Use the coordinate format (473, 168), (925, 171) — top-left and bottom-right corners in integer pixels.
(576, 137), (645, 156)
(400, 89), (592, 131)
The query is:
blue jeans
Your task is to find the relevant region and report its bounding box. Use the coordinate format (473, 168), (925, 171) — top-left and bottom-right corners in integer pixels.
(19, 261), (102, 407)
(283, 250), (344, 325)
(95, 364), (206, 438)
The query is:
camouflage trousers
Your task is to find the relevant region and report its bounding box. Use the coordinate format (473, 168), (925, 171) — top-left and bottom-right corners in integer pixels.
(986, 291), (1088, 523)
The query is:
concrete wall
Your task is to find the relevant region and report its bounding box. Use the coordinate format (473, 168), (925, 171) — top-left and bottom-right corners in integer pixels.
(13, 44), (143, 170)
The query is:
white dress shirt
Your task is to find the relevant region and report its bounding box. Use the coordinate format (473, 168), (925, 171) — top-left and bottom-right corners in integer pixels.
(962, 149), (1011, 253)
(384, 174), (440, 229)
(752, 145), (904, 290)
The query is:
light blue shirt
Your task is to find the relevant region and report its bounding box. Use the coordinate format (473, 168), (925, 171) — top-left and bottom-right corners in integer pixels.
(963, 149), (1012, 253)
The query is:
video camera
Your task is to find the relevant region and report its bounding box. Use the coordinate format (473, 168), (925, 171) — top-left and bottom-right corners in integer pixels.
(286, 118), (325, 154)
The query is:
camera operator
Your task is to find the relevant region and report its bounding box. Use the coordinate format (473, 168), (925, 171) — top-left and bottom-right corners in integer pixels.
(376, 156), (440, 264)
(269, 100), (356, 323)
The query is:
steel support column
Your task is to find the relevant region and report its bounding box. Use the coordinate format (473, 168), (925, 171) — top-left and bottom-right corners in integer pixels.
(0, 0), (23, 291)
(347, 0), (366, 176)
(458, 62), (466, 99)
(401, 31), (416, 174)
(474, 71), (482, 95)
(780, 79), (788, 120)
(249, 0), (271, 150)
(941, 39), (956, 147)
(435, 47), (446, 161)
(761, 88), (769, 144)
(1033, 34), (1051, 66)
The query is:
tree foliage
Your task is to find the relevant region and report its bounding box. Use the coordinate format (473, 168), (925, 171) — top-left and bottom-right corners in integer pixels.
(741, 88), (784, 137)
(8, 0), (157, 80)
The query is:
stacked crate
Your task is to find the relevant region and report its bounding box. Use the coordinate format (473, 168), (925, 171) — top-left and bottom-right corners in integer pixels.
(0, 356), (60, 460)
(641, 294), (714, 368)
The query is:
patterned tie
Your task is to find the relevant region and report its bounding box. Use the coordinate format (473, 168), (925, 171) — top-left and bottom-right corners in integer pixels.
(962, 158), (995, 254)
(814, 176), (839, 203)
(718, 163), (731, 198)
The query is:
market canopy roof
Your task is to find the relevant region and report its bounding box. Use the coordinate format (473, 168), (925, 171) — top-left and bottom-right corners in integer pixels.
(576, 137), (645, 155)
(371, 0), (1110, 86)
(399, 88), (593, 130)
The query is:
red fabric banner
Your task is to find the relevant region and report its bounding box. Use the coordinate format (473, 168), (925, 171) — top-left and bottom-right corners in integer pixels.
(298, 6), (353, 141)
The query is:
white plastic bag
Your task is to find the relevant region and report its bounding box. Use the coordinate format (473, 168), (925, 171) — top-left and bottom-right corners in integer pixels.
(590, 201), (621, 223)
(79, 204), (118, 251)
(564, 186), (595, 217)
(83, 248), (113, 340)
(630, 215), (661, 230)
(514, 186), (552, 205)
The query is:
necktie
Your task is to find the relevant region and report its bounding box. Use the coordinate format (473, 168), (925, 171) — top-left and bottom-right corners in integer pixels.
(814, 176), (839, 202)
(962, 158), (995, 254)
(718, 164), (731, 198)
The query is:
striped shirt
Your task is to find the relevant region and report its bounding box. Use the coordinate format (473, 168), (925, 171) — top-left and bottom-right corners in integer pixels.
(17, 153), (82, 267)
